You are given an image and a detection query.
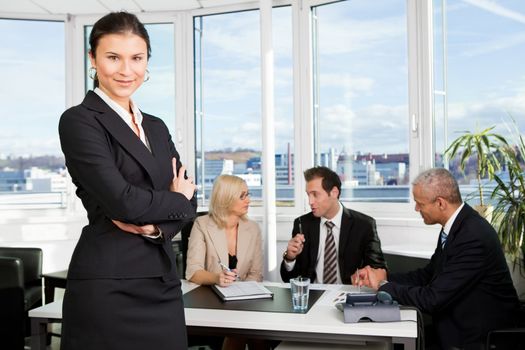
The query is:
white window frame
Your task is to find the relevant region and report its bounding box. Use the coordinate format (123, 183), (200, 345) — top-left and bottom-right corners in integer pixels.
(25, 0), (436, 224)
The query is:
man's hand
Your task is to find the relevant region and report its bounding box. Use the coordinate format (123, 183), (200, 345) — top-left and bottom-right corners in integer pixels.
(353, 265), (387, 291)
(112, 219), (158, 236)
(170, 160), (196, 200)
(284, 233), (305, 261)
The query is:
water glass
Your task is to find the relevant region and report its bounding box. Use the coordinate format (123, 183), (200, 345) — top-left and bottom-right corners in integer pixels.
(290, 277), (310, 311)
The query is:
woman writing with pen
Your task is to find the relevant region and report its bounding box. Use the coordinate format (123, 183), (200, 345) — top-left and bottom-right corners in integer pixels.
(186, 174), (263, 287)
(186, 175), (265, 349)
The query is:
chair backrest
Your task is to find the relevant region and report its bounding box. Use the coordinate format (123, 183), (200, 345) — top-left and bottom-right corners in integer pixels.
(181, 211), (208, 279)
(0, 257), (24, 289)
(0, 257), (25, 350)
(0, 247), (43, 286)
(384, 253), (429, 275)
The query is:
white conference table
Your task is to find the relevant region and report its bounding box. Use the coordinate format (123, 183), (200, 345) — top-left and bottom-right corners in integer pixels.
(29, 281), (417, 350)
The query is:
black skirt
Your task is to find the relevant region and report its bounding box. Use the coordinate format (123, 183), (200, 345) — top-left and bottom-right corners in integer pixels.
(61, 277), (187, 350)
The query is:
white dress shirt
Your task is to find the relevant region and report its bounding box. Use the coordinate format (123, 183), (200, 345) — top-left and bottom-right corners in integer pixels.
(284, 202), (344, 284)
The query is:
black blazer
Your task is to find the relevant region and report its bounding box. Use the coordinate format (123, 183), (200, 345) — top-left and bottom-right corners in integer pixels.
(59, 91), (197, 280)
(382, 204), (519, 348)
(280, 205), (386, 283)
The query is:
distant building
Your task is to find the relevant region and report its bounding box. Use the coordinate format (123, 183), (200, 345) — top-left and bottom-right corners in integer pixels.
(197, 159), (234, 185)
(0, 167), (66, 192)
(0, 169), (25, 191)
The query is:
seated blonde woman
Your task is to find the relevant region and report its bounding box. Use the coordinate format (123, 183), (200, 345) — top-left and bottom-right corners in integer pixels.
(186, 174), (263, 287)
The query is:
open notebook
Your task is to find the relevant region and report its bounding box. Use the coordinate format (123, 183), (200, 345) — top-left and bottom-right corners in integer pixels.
(212, 281), (274, 301)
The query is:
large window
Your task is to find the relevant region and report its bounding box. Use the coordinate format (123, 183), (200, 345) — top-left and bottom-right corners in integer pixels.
(0, 19), (66, 208)
(194, 7), (294, 207)
(312, 0), (410, 203)
(434, 0), (525, 204)
(194, 10), (262, 205)
(84, 23), (176, 136)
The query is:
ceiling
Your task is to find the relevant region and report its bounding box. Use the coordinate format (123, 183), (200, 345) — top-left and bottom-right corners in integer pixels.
(0, 0), (258, 16)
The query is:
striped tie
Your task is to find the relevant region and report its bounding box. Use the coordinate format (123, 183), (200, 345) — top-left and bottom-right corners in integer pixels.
(324, 221), (337, 284)
(440, 228), (447, 248)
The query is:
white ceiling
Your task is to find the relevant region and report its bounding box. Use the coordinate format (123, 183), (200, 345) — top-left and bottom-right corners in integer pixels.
(0, 0), (257, 16)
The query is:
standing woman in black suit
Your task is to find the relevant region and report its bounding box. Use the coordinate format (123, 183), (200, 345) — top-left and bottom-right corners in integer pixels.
(59, 12), (196, 350)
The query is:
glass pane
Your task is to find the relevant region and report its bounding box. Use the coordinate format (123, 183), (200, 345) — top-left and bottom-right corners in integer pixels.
(84, 23), (176, 136)
(313, 0), (410, 203)
(194, 10), (262, 205)
(0, 19), (66, 208)
(435, 1), (525, 205)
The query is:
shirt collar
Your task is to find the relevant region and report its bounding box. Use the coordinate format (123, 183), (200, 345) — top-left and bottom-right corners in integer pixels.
(320, 201), (343, 228)
(94, 88), (143, 127)
(443, 202), (464, 235)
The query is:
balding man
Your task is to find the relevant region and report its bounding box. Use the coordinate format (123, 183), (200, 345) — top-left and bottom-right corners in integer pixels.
(356, 168), (518, 350)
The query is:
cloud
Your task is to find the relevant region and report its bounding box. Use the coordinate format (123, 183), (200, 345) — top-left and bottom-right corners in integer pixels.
(459, 32), (525, 57)
(461, 0), (525, 24)
(318, 103), (409, 154)
(447, 91), (525, 135)
(318, 15), (406, 55)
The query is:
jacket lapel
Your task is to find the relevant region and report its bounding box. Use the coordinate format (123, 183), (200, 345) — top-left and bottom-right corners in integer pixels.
(206, 218), (229, 266)
(445, 203), (471, 249)
(339, 205), (352, 260)
(82, 91), (164, 189)
(308, 216), (321, 267)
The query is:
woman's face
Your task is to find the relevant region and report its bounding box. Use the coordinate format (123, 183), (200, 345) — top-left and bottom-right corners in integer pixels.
(89, 32), (148, 108)
(229, 184), (251, 218)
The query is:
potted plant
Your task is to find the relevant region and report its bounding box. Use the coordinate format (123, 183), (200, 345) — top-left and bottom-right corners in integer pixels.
(491, 119), (525, 296)
(444, 126), (508, 219)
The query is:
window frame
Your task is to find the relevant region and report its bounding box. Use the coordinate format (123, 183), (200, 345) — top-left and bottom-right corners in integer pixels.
(5, 0), (437, 222)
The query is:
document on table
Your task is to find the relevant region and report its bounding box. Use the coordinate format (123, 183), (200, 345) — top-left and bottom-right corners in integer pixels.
(212, 281), (274, 301)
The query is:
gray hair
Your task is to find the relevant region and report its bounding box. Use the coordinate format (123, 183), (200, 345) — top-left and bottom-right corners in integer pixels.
(412, 168), (462, 204)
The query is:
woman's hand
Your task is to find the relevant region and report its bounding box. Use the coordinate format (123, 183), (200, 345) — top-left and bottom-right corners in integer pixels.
(112, 219), (159, 236)
(169, 160), (196, 200)
(216, 269), (238, 287)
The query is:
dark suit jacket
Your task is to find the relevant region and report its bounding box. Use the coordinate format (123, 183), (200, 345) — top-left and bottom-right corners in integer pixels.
(280, 205), (386, 283)
(381, 204), (519, 349)
(59, 91), (197, 280)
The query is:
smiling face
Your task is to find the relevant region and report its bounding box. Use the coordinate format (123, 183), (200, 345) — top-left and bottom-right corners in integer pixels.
(89, 32), (148, 109)
(306, 177), (340, 220)
(413, 184), (444, 226)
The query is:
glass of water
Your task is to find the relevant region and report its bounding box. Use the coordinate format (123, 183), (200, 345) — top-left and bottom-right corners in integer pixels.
(290, 277), (310, 311)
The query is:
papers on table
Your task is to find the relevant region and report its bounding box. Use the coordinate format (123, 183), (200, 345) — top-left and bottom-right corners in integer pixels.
(212, 281), (274, 301)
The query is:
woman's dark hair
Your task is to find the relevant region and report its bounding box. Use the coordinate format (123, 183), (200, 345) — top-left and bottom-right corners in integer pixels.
(89, 12), (151, 88)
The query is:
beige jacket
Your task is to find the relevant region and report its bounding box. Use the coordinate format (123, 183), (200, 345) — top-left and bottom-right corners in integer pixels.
(185, 214), (263, 282)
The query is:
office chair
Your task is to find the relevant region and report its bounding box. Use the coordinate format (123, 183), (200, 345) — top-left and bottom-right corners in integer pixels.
(180, 211), (208, 279)
(0, 247), (43, 312)
(0, 257), (26, 349)
(486, 299), (525, 349)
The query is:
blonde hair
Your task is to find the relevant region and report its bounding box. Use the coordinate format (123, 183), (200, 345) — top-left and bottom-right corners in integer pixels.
(208, 175), (248, 228)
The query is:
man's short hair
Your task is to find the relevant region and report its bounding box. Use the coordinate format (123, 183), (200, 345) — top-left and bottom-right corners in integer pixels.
(304, 166), (341, 198)
(412, 168), (462, 204)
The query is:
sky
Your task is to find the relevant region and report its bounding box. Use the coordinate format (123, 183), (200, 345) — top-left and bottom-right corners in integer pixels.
(0, 0), (524, 159)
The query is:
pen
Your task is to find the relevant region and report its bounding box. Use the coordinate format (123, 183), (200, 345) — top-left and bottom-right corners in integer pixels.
(355, 268), (361, 293)
(298, 218), (305, 244)
(219, 262), (239, 280)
